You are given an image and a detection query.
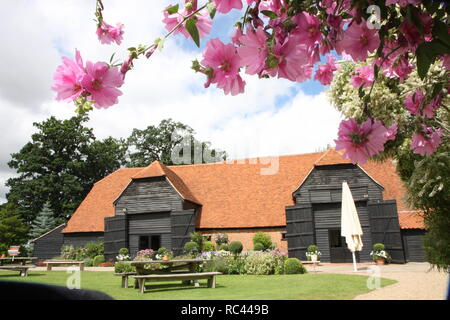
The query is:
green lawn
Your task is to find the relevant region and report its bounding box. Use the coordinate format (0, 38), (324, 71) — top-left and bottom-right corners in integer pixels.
(0, 271), (396, 300)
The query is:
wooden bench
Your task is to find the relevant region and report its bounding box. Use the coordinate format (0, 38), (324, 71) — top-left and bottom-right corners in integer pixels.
(133, 272), (221, 293)
(44, 260), (85, 271)
(0, 265), (34, 277)
(114, 272), (137, 288)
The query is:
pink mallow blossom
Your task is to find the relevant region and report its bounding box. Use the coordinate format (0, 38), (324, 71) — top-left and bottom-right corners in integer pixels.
(201, 38), (245, 96)
(213, 0), (243, 14)
(96, 21), (124, 45)
(351, 65), (374, 88)
(162, 8), (212, 39)
(338, 20), (380, 62)
(405, 89), (441, 118)
(314, 54), (338, 85)
(52, 50), (86, 102)
(398, 13), (433, 49)
(237, 26), (268, 75)
(80, 61), (124, 108)
(335, 118), (391, 164)
(411, 127), (443, 156)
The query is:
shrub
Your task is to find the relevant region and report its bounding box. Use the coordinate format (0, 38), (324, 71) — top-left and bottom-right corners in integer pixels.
(219, 244), (229, 251)
(284, 258), (307, 274)
(307, 245), (318, 253)
(136, 249), (154, 259)
(61, 245), (77, 260)
(373, 243), (385, 252)
(244, 252), (278, 275)
(84, 258), (94, 267)
(252, 232), (273, 250)
(184, 241), (199, 255)
(214, 233), (229, 245)
(84, 241), (104, 258)
(229, 241), (243, 254)
(157, 247), (168, 255)
(93, 255), (105, 266)
(118, 248), (129, 255)
(202, 241), (215, 252)
(190, 232), (205, 251)
(253, 242), (265, 251)
(114, 262), (135, 274)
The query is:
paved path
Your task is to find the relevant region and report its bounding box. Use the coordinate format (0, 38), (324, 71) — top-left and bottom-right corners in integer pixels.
(304, 262), (448, 300)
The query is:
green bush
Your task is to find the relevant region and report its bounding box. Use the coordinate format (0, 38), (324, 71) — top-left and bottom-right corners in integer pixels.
(118, 248), (129, 255)
(157, 247), (168, 255)
(84, 258), (94, 267)
(61, 245), (77, 260)
(252, 232), (273, 250)
(202, 241), (215, 252)
(184, 241), (199, 254)
(114, 262), (135, 274)
(284, 258), (307, 274)
(93, 255), (105, 266)
(307, 245), (318, 252)
(190, 232), (204, 251)
(219, 244), (229, 251)
(373, 243), (385, 251)
(84, 241), (104, 258)
(253, 242), (265, 251)
(229, 241), (243, 254)
(244, 252), (278, 275)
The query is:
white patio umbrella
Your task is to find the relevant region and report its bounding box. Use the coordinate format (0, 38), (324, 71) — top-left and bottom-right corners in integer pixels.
(341, 181), (363, 272)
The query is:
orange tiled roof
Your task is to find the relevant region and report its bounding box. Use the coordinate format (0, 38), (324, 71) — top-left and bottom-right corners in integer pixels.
(398, 211), (425, 229)
(63, 150), (420, 233)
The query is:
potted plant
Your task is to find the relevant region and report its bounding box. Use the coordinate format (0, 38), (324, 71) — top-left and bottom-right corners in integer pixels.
(370, 243), (390, 264)
(156, 247), (173, 261)
(305, 245), (321, 262)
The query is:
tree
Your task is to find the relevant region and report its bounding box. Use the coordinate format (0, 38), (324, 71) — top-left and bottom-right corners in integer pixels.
(6, 115), (128, 223)
(127, 118), (227, 167)
(0, 203), (29, 254)
(29, 202), (58, 240)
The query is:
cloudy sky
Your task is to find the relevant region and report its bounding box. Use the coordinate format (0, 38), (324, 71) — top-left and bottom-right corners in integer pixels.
(0, 1), (342, 204)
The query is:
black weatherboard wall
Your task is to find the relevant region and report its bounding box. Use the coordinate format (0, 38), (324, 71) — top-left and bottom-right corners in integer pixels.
(107, 176), (198, 259)
(285, 164), (405, 263)
(32, 224), (65, 260)
(402, 229), (426, 262)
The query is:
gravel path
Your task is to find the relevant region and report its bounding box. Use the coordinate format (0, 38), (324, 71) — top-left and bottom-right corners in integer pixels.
(304, 262), (448, 300)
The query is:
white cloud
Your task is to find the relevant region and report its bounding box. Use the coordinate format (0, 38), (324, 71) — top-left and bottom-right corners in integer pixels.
(0, 1), (343, 203)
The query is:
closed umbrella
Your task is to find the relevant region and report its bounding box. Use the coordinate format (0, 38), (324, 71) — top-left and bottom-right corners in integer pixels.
(341, 181), (363, 272)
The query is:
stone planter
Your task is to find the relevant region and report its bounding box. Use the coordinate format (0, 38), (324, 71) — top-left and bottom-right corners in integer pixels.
(375, 258), (385, 265)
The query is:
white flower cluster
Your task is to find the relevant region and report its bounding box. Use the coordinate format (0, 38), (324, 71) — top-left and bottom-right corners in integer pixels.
(305, 251), (321, 257)
(370, 250), (388, 259)
(116, 254), (131, 261)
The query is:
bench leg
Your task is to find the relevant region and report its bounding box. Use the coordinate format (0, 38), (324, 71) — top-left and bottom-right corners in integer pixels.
(207, 276), (216, 288)
(20, 269), (27, 277)
(47, 265), (51, 271)
(139, 279), (145, 294)
(121, 276), (126, 288)
(80, 264), (84, 271)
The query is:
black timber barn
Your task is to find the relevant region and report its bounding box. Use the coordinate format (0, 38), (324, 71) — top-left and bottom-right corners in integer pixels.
(33, 149), (427, 263)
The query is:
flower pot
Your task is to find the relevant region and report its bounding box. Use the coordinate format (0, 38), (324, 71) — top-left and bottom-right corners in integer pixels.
(375, 258), (385, 265)
(162, 255), (170, 261)
(311, 254), (318, 262)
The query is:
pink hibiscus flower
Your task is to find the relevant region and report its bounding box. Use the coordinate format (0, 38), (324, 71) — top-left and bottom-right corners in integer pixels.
(213, 0), (243, 14)
(162, 8), (212, 39)
(411, 127), (443, 156)
(231, 27), (244, 45)
(314, 54), (338, 85)
(335, 118), (390, 164)
(351, 65), (374, 88)
(96, 21), (124, 45)
(338, 20), (380, 61)
(80, 61), (124, 108)
(292, 12), (322, 49)
(259, 0), (286, 15)
(384, 55), (413, 82)
(405, 89), (441, 118)
(52, 50), (86, 102)
(398, 13), (433, 49)
(201, 38), (246, 95)
(441, 55), (450, 70)
(237, 26), (268, 75)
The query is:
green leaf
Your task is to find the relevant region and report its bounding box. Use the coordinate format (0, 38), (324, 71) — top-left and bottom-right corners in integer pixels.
(431, 83), (443, 99)
(261, 10), (279, 19)
(432, 21), (450, 48)
(206, 1), (217, 19)
(154, 38), (165, 51)
(416, 43), (434, 80)
(185, 18), (200, 47)
(166, 4), (179, 15)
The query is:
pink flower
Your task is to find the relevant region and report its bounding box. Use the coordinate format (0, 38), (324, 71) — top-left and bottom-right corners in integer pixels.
(386, 123), (398, 141)
(52, 50), (86, 102)
(398, 13), (433, 49)
(442, 55), (450, 70)
(163, 8), (212, 39)
(80, 61), (124, 108)
(231, 27), (244, 45)
(314, 54), (338, 85)
(335, 118), (390, 164)
(201, 38), (245, 95)
(411, 127), (443, 156)
(385, 0), (420, 7)
(237, 26), (268, 75)
(404, 89), (440, 118)
(292, 12), (322, 49)
(384, 55), (413, 82)
(351, 65), (374, 88)
(213, 0), (243, 14)
(96, 21), (124, 45)
(259, 0), (286, 15)
(338, 20), (380, 61)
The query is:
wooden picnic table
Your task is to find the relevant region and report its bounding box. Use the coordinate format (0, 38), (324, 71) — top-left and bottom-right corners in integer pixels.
(123, 259), (209, 274)
(0, 257), (37, 266)
(44, 260), (85, 271)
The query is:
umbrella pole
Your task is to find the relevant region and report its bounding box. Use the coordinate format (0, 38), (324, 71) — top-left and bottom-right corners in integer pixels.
(352, 251), (357, 272)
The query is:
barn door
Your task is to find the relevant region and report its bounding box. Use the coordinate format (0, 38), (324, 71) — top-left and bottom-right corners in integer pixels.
(285, 206), (315, 260)
(171, 209), (196, 255)
(104, 215), (128, 261)
(368, 200), (405, 263)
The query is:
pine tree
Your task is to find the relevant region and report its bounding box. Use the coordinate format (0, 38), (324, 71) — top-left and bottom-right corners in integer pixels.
(29, 203), (57, 239)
